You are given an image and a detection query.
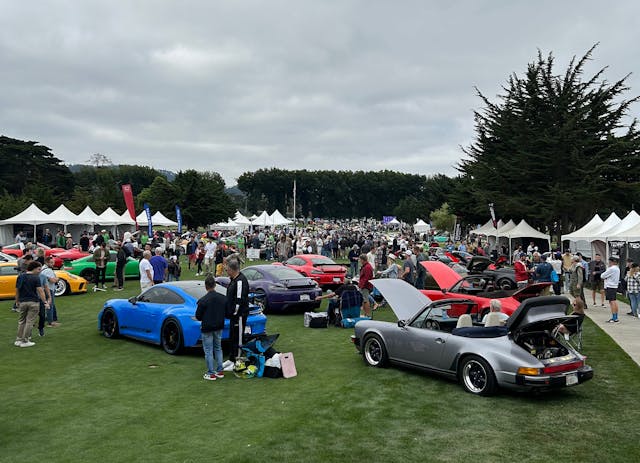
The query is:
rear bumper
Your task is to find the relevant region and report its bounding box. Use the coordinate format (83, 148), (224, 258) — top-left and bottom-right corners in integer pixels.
(514, 365), (594, 389)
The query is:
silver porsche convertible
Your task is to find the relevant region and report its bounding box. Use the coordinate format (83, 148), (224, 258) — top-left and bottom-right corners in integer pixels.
(351, 279), (593, 395)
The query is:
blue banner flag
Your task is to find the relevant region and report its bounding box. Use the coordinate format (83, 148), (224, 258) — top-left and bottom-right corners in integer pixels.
(175, 205), (182, 234)
(143, 203), (153, 237)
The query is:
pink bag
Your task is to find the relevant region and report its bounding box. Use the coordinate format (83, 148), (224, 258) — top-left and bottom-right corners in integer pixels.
(281, 352), (297, 378)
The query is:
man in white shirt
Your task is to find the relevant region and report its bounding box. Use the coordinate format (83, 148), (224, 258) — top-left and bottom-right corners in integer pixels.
(139, 250), (154, 291)
(204, 240), (217, 274)
(601, 256), (621, 323)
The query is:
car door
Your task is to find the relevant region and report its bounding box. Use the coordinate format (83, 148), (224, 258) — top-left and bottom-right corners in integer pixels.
(122, 287), (176, 341)
(393, 302), (453, 371)
(0, 265), (19, 298)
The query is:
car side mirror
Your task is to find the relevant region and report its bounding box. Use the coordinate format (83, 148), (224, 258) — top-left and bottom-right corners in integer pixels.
(128, 296), (137, 304)
(397, 320), (406, 328)
(441, 288), (447, 294)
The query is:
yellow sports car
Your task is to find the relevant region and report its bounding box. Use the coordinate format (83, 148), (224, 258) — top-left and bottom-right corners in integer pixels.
(0, 262), (88, 299)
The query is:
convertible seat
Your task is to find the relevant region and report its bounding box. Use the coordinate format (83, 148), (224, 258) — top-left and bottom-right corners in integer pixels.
(484, 312), (503, 327)
(452, 326), (508, 338)
(456, 314), (473, 328)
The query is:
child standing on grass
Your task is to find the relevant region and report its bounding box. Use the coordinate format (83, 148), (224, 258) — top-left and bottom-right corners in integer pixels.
(195, 276), (227, 381)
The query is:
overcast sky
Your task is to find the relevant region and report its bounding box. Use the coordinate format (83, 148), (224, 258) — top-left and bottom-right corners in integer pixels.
(1, 1), (639, 186)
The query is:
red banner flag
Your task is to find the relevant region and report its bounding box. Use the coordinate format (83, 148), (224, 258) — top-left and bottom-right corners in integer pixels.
(121, 184), (138, 227)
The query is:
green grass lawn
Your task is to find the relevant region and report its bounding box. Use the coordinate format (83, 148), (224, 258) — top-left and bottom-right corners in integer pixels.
(1, 261), (639, 462)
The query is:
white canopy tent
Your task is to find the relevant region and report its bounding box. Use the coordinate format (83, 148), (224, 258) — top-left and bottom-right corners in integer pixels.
(602, 210), (640, 240)
(414, 219), (430, 234)
(0, 203), (52, 239)
(269, 209), (292, 226)
(76, 206), (100, 225)
(501, 220), (551, 259)
(572, 213), (621, 244)
(491, 219), (516, 237)
(233, 211), (252, 226)
(561, 214), (604, 241)
(251, 211), (271, 227)
(470, 219), (502, 236)
(388, 218), (400, 225)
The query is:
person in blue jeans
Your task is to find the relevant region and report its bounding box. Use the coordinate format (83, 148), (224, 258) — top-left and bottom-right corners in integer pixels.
(195, 275), (227, 381)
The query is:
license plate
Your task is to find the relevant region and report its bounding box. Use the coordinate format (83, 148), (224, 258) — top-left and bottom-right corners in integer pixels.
(333, 277), (341, 283)
(300, 294), (310, 301)
(566, 373), (578, 386)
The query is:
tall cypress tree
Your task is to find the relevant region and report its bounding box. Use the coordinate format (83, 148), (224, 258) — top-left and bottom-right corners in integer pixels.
(451, 45), (640, 240)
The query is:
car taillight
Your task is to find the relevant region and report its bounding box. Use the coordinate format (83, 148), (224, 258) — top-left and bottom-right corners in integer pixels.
(543, 360), (584, 375)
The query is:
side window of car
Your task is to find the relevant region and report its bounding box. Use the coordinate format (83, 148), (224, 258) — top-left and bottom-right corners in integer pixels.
(291, 258), (304, 266)
(140, 287), (184, 304)
(0, 266), (16, 276)
(242, 269), (257, 281)
(410, 309), (430, 328)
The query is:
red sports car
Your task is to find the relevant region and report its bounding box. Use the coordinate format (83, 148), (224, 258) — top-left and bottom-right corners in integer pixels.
(276, 254), (347, 289)
(420, 260), (550, 318)
(50, 248), (90, 269)
(1, 242), (66, 259)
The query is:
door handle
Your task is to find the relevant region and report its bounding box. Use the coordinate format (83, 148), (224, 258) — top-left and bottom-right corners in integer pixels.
(435, 338), (445, 344)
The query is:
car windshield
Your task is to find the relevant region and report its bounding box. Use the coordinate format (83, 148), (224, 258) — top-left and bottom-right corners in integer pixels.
(268, 267), (305, 280)
(310, 257), (336, 265)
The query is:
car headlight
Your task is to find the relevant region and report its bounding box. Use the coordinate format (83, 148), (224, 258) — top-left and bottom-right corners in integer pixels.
(269, 283), (285, 290)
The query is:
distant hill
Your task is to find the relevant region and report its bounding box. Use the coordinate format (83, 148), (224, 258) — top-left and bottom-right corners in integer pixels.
(225, 185), (245, 197)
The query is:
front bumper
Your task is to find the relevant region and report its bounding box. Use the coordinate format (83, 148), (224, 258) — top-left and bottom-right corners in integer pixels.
(514, 365), (594, 389)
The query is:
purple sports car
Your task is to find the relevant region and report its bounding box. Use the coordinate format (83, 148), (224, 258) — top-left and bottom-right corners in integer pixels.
(216, 264), (322, 313)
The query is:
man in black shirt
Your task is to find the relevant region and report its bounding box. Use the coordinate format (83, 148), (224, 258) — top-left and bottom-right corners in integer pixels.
(14, 261), (48, 347)
(195, 276), (227, 381)
(225, 257), (249, 361)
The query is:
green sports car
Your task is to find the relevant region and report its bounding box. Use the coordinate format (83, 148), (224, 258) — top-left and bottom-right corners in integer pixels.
(63, 251), (140, 282)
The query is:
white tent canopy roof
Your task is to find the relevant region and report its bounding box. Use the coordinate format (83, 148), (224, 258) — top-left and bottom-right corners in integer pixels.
(500, 220), (549, 240)
(470, 219), (501, 236)
(414, 219), (430, 233)
(603, 211), (640, 240)
(576, 212), (622, 243)
(388, 218), (400, 224)
(0, 203), (51, 225)
(96, 207), (129, 226)
(233, 211), (252, 225)
(76, 206), (100, 225)
(151, 211), (178, 227)
(269, 209), (292, 226)
(491, 219), (516, 237)
(561, 214), (604, 241)
(119, 210), (136, 224)
(47, 204), (82, 225)
(251, 210), (271, 226)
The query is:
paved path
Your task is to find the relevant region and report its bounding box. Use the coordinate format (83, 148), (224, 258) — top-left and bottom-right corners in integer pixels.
(583, 289), (640, 367)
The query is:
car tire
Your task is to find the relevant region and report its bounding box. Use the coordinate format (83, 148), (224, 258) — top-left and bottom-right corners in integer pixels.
(54, 278), (68, 297)
(363, 334), (388, 368)
(459, 355), (497, 396)
(497, 278), (514, 290)
(161, 318), (183, 355)
(80, 269), (96, 284)
(101, 308), (120, 339)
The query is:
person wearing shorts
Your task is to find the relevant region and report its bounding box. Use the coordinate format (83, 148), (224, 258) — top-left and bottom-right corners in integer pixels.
(601, 256), (621, 323)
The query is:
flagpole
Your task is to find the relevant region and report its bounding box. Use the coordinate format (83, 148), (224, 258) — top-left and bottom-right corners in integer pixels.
(293, 179), (297, 234)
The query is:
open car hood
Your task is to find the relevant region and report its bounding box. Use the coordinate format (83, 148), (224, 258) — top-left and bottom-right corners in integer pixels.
(421, 261), (461, 290)
(371, 278), (432, 321)
(506, 295), (573, 333)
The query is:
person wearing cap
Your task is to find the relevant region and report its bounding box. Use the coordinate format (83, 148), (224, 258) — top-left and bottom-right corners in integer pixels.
(601, 256), (621, 323)
(377, 253), (399, 279)
(400, 250), (416, 286)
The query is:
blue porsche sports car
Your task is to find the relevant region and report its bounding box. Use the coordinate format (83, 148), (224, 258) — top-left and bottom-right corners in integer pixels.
(97, 280), (267, 354)
(216, 264), (322, 313)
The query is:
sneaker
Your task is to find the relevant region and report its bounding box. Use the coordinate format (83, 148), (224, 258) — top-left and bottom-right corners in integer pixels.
(114, 288), (124, 291)
(14, 340), (21, 347)
(19, 341), (35, 347)
(214, 371), (224, 379)
(50, 322), (60, 327)
(607, 319), (620, 323)
(203, 373), (216, 381)
(627, 312), (634, 316)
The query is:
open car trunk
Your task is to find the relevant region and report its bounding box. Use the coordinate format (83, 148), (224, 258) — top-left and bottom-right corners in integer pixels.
(508, 296), (580, 362)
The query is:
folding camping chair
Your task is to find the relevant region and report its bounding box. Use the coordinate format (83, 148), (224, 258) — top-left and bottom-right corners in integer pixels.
(567, 315), (584, 351)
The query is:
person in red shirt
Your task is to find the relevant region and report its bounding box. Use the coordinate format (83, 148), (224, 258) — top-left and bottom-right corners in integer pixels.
(358, 254), (374, 317)
(514, 253), (529, 289)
